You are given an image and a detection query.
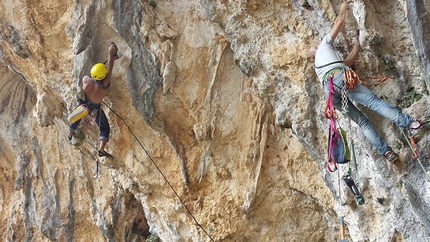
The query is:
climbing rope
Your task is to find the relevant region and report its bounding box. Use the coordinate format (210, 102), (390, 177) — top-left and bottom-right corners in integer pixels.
(95, 108), (102, 178)
(101, 101), (215, 241)
(347, 118), (360, 186)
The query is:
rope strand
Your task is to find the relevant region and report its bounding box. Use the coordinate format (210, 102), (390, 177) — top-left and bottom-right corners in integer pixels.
(102, 101), (215, 241)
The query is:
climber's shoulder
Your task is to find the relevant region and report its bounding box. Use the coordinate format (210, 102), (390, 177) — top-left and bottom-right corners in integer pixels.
(82, 75), (93, 84)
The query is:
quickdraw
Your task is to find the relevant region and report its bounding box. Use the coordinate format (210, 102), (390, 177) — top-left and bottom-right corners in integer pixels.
(362, 75), (391, 88)
(343, 69), (361, 90)
(83, 108), (98, 132)
(409, 136), (419, 159)
(400, 127), (430, 181)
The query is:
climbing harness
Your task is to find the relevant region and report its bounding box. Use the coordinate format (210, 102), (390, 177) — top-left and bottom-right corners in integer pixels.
(101, 101), (215, 241)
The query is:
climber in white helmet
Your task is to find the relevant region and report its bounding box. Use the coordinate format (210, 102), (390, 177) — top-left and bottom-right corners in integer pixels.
(68, 43), (119, 158)
(310, 1), (430, 166)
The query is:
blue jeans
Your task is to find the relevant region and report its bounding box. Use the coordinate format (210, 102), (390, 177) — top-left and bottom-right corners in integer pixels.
(69, 98), (110, 141)
(323, 71), (412, 155)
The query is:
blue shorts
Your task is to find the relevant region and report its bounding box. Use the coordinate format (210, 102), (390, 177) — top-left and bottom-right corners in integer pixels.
(69, 98), (110, 141)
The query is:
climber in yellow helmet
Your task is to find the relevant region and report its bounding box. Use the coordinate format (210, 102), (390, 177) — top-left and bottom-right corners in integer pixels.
(68, 43), (119, 157)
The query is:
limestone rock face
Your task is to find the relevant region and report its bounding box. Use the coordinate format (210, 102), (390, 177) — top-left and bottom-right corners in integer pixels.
(1, 0), (430, 241)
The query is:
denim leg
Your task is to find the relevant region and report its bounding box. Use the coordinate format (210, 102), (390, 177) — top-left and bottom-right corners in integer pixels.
(69, 118), (82, 132)
(332, 95), (389, 155)
(346, 83), (412, 127)
(325, 74), (390, 155)
(95, 108), (110, 141)
(69, 100), (85, 132)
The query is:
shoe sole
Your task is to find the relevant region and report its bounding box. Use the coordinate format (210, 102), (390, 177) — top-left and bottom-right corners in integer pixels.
(388, 157), (399, 163)
(98, 151), (113, 158)
(411, 121), (430, 143)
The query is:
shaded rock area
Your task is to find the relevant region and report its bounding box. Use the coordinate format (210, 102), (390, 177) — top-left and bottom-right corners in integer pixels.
(0, 0), (430, 241)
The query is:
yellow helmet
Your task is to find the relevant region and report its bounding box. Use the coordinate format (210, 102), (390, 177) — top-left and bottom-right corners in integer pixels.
(90, 63), (108, 81)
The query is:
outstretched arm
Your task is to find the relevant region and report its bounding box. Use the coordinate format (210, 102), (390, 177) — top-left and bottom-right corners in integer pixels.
(101, 44), (119, 87)
(344, 33), (360, 66)
(329, 2), (349, 40)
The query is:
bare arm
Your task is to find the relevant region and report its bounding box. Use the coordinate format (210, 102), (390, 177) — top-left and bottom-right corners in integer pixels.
(344, 35), (360, 66)
(101, 44), (119, 87)
(329, 2), (349, 40)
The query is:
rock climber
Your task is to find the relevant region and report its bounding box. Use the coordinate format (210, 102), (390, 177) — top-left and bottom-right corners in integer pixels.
(68, 43), (119, 157)
(309, 1), (430, 165)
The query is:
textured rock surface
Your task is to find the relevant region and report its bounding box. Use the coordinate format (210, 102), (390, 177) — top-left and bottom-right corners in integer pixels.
(1, 0), (430, 241)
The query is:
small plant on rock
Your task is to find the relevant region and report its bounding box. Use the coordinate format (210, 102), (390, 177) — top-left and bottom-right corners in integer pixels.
(376, 197), (385, 204)
(147, 233), (159, 242)
(399, 87), (422, 109)
(148, 0), (156, 7)
(421, 77), (429, 95)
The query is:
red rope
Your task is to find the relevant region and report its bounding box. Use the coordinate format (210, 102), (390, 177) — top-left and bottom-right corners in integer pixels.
(325, 76), (339, 172)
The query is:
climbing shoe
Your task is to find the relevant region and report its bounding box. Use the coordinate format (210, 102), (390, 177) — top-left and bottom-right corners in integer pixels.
(384, 149), (399, 163)
(67, 131), (74, 141)
(408, 120), (430, 143)
(98, 150), (112, 158)
(384, 149), (405, 173)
